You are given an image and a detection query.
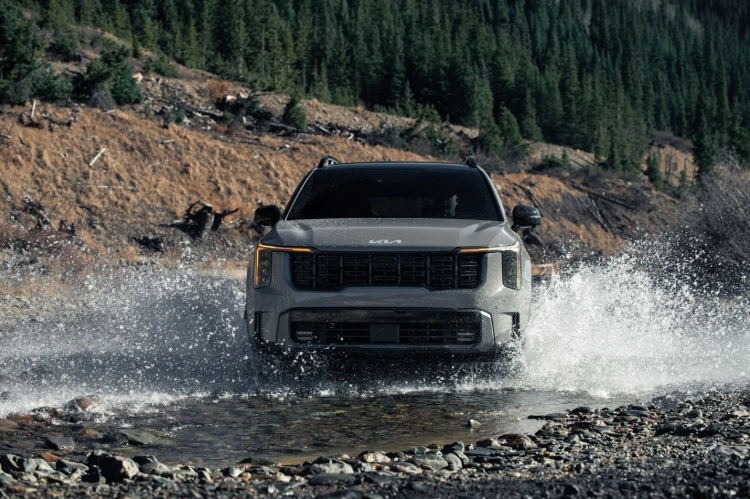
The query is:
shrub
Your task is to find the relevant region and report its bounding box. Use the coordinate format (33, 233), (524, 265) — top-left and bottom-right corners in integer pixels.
(537, 151), (574, 172)
(665, 164), (750, 296)
(109, 62), (143, 105)
(645, 154), (665, 191)
(282, 95), (307, 131)
(144, 54), (179, 77)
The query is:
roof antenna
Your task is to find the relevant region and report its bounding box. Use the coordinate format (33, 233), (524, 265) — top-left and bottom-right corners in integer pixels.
(317, 156), (341, 168)
(464, 156), (478, 168)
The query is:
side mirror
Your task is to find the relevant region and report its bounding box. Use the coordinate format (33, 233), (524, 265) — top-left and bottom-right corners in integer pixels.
(253, 205), (281, 227)
(511, 205), (542, 232)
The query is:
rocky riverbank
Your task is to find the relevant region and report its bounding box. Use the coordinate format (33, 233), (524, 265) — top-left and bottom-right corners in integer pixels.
(0, 391), (748, 498)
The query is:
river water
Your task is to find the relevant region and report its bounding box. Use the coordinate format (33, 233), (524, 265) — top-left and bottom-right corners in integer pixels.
(0, 251), (748, 467)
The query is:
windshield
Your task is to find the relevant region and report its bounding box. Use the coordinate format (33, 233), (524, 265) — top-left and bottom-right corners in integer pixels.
(286, 168), (502, 221)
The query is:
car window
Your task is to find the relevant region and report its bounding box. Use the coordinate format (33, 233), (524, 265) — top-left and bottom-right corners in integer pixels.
(286, 169), (502, 221)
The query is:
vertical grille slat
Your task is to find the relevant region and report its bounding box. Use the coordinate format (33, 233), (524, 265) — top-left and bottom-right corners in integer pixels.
(292, 252), (481, 291)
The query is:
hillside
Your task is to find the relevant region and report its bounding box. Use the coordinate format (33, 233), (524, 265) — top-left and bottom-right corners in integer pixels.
(0, 66), (683, 273)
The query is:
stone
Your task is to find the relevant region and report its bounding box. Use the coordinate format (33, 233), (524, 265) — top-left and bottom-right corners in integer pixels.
(45, 435), (75, 451)
(476, 438), (505, 449)
(564, 483), (580, 495)
(501, 434), (537, 450)
(307, 473), (356, 485)
(698, 424), (725, 438)
(452, 450), (470, 465)
(115, 429), (157, 446)
(463, 447), (507, 457)
(57, 460), (89, 473)
(624, 410), (650, 418)
(570, 407), (594, 415)
(23, 458), (54, 473)
(0, 455), (22, 473)
(687, 409), (703, 419)
(545, 413), (569, 420)
(466, 419), (482, 428)
(362, 472), (397, 486)
(358, 451), (390, 463)
(237, 456), (277, 466)
(655, 423), (677, 436)
(407, 455), (449, 471)
(39, 451), (59, 462)
(309, 459), (354, 475)
(0, 420), (18, 430)
(443, 441), (465, 453)
(88, 452), (139, 482)
(0, 470), (16, 487)
(69, 396), (103, 412)
(444, 453), (463, 470)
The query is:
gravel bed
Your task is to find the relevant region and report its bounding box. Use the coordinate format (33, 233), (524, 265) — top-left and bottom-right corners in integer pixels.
(1, 391), (749, 497)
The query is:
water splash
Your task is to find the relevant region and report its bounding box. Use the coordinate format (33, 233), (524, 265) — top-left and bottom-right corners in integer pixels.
(519, 250), (750, 397)
(0, 246), (748, 419)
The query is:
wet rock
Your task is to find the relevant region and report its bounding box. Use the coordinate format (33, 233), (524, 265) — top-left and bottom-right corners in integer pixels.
(463, 447), (507, 457)
(443, 453), (463, 470)
(442, 441), (465, 453)
(68, 396), (103, 412)
(386, 451), (409, 461)
(0, 454), (22, 473)
(23, 458), (54, 473)
(45, 435), (75, 451)
(570, 406), (594, 415)
(407, 455), (448, 471)
(346, 460), (373, 473)
(135, 456), (174, 475)
(309, 459), (354, 475)
(624, 410), (650, 418)
(0, 419), (18, 430)
(466, 419), (482, 428)
(307, 473), (356, 485)
(87, 452), (139, 482)
(687, 408), (703, 419)
(452, 450), (470, 465)
(237, 456), (277, 466)
(501, 434), (537, 450)
(362, 472), (397, 486)
(357, 451), (390, 463)
(476, 437), (505, 449)
(564, 483), (580, 495)
(115, 429), (156, 446)
(56, 459), (89, 473)
(655, 423), (677, 436)
(698, 423), (725, 438)
(222, 466), (243, 478)
(628, 404), (650, 412)
(0, 469), (16, 487)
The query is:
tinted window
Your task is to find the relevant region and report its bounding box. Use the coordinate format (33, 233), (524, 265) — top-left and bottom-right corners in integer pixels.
(286, 169), (502, 221)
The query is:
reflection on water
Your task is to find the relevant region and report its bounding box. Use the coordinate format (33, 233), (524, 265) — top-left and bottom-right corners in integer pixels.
(95, 389), (633, 468)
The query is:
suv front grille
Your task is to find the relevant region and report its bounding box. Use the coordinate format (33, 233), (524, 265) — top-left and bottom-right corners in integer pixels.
(291, 252), (481, 290)
(291, 321), (480, 345)
(289, 310), (482, 346)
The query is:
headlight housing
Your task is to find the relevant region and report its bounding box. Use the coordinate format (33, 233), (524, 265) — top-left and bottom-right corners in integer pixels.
(460, 241), (521, 290)
(501, 244), (521, 290)
(254, 245), (273, 288)
(254, 243), (312, 289)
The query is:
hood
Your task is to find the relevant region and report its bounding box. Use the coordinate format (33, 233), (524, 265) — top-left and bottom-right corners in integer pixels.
(262, 218), (517, 251)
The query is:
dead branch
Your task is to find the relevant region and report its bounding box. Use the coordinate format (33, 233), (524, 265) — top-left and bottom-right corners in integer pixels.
(211, 208), (240, 231)
(89, 148), (107, 167)
(42, 112), (76, 127)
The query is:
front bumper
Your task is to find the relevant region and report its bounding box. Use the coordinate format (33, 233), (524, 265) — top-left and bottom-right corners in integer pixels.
(246, 251), (531, 358)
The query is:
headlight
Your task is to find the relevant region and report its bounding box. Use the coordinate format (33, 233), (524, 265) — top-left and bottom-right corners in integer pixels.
(254, 243), (312, 289)
(501, 243), (521, 290)
(460, 241), (521, 290)
(254, 246), (273, 288)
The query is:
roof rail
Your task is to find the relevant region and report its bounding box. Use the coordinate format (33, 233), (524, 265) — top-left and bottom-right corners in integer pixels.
(317, 156), (341, 168)
(464, 156), (478, 168)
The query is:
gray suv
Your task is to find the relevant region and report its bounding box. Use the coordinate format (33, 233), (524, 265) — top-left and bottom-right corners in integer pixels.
(245, 156), (541, 360)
